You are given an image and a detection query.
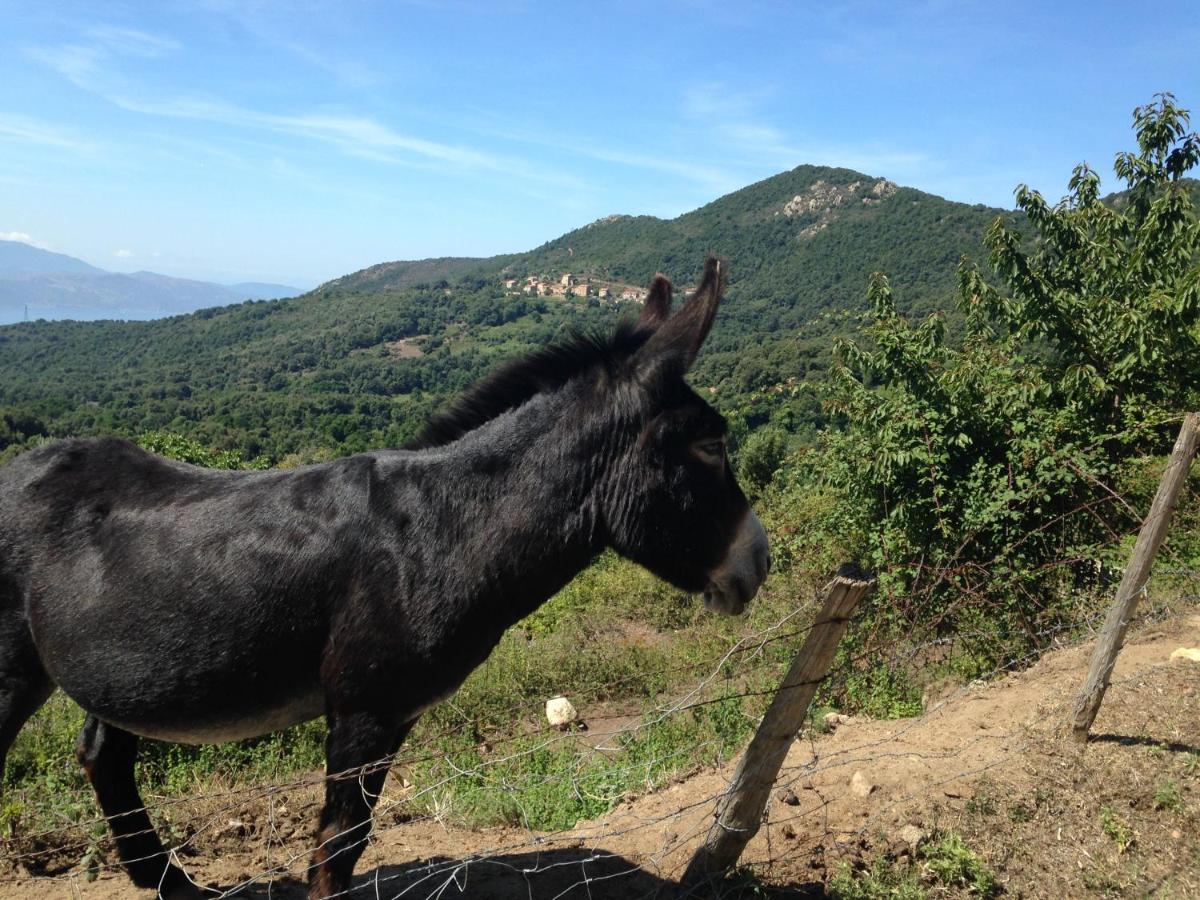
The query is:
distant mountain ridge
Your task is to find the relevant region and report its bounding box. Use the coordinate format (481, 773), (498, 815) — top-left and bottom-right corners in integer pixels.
(0, 240), (303, 323)
(0, 163), (1021, 460)
(322, 165), (1011, 329)
(0, 240), (104, 277)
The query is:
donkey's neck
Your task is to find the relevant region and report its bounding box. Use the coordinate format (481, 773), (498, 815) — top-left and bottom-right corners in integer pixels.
(389, 389), (621, 625)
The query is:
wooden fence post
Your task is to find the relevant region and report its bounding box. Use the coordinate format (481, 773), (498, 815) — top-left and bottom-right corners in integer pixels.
(1070, 412), (1200, 743)
(681, 564), (875, 890)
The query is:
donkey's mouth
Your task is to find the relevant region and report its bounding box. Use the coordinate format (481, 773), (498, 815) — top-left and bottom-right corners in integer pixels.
(702, 510), (770, 616)
(703, 582), (749, 616)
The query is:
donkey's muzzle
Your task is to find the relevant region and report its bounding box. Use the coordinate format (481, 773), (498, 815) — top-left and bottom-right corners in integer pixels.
(703, 510), (770, 616)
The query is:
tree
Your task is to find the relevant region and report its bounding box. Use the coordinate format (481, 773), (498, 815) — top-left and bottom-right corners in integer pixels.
(820, 94), (1200, 644)
(960, 92), (1200, 421)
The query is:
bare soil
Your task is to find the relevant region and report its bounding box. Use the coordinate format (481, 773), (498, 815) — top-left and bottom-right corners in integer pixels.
(2, 614), (1198, 899)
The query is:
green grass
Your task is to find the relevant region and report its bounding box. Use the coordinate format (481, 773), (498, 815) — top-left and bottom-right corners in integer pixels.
(405, 694), (754, 831)
(922, 833), (999, 896)
(1100, 805), (1136, 853)
(1153, 779), (1183, 813)
(829, 831), (999, 899)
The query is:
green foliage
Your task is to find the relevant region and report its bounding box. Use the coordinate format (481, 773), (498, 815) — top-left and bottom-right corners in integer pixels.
(839, 656), (924, 720)
(1100, 804), (1136, 852)
(736, 426), (790, 492)
(961, 92), (1200, 418)
(830, 831), (998, 899)
(921, 833), (999, 896)
(137, 429), (267, 469)
(819, 95), (1200, 638)
(1153, 779), (1183, 813)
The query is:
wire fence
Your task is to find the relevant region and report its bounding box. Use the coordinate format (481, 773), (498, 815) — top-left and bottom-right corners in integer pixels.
(1, 560), (1197, 899)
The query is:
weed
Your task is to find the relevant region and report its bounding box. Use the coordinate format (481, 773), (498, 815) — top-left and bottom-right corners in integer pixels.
(1182, 752), (1199, 778)
(1081, 860), (1128, 895)
(1099, 805), (1135, 853)
(828, 832), (997, 899)
(922, 832), (999, 896)
(840, 661), (923, 720)
(828, 858), (926, 900)
(965, 788), (997, 818)
(1008, 802), (1032, 823)
(1152, 779), (1183, 813)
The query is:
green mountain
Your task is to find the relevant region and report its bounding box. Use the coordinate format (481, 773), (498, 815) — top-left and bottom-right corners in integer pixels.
(0, 165), (1013, 462)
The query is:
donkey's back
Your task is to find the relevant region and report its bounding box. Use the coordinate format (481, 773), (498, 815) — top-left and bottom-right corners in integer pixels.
(0, 437), (377, 744)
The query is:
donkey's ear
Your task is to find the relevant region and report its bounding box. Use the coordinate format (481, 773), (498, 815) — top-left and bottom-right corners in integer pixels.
(636, 274), (673, 331)
(635, 256), (725, 374)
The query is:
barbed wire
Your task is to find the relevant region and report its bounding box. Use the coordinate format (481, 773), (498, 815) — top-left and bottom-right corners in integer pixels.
(1, 560), (1196, 899)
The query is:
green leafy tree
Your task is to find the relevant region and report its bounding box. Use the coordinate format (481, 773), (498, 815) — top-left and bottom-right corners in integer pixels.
(960, 92), (1200, 419)
(822, 94), (1199, 642)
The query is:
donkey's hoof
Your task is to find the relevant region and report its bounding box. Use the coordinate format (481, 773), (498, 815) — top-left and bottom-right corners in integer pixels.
(157, 868), (209, 900)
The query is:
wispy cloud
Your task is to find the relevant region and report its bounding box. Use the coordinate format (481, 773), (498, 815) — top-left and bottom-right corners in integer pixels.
(113, 248), (134, 259)
(85, 25), (181, 58)
(0, 231), (52, 250)
(190, 1), (378, 89)
(105, 93), (584, 188)
(465, 115), (740, 194)
(0, 112), (95, 153)
(26, 24), (180, 90)
(682, 81), (930, 179)
(27, 27), (585, 193)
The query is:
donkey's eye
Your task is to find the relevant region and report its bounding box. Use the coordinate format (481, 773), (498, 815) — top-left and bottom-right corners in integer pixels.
(694, 439), (726, 464)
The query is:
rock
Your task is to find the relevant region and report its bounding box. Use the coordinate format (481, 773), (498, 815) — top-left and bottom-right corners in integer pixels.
(777, 787), (800, 806)
(781, 824), (797, 840)
(850, 771), (876, 798)
(545, 696), (579, 728)
(871, 178), (898, 198)
(1170, 647), (1200, 663)
(221, 819), (248, 838)
(824, 712), (851, 731)
(896, 824), (925, 851)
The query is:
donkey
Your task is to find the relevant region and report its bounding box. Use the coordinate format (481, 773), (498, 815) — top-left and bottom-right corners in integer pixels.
(0, 257), (768, 898)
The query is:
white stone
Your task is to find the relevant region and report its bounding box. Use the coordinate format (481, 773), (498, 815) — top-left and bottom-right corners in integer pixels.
(897, 824), (925, 850)
(824, 712), (851, 731)
(1170, 647), (1200, 663)
(850, 770), (876, 798)
(545, 696), (578, 728)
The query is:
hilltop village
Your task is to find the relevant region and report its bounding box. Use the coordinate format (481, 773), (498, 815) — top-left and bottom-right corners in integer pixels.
(502, 273), (648, 305)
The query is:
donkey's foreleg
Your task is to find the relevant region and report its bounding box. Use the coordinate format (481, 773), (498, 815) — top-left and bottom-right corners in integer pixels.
(0, 608), (52, 784)
(76, 715), (202, 899)
(309, 711), (411, 899)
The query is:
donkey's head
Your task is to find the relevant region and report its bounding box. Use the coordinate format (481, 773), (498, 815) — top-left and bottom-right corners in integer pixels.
(601, 258), (770, 615)
(410, 257), (769, 615)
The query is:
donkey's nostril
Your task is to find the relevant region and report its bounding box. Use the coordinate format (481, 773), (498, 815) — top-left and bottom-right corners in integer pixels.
(753, 544), (771, 582)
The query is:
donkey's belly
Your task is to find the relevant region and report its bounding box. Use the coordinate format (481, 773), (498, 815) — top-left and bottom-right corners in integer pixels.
(107, 689), (326, 744)
(51, 664), (327, 744)
(31, 578), (330, 744)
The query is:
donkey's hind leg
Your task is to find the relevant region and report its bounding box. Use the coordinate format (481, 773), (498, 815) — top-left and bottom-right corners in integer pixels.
(76, 715), (203, 899)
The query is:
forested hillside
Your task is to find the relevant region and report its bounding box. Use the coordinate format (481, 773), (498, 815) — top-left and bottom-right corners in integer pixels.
(0, 165), (1012, 462)
(1, 94), (1198, 900)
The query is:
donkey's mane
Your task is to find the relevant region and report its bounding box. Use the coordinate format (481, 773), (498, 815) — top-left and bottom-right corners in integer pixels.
(407, 321), (651, 449)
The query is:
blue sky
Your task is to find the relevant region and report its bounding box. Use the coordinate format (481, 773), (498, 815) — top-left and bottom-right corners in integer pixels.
(1, 1), (1197, 287)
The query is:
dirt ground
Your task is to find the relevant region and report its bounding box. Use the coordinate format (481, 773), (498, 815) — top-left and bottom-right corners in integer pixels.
(2, 613), (1198, 899)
